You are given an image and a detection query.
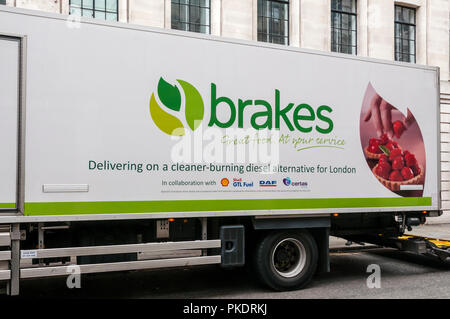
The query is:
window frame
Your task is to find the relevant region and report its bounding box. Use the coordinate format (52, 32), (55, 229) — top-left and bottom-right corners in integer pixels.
(69, 0), (119, 22)
(171, 0), (211, 35)
(257, 0), (290, 46)
(394, 5), (416, 63)
(331, 0), (357, 55)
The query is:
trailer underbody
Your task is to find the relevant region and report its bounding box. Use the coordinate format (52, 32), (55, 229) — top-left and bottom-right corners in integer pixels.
(0, 210), (447, 295)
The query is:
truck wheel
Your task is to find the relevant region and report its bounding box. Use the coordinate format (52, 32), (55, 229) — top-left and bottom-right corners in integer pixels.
(254, 230), (318, 291)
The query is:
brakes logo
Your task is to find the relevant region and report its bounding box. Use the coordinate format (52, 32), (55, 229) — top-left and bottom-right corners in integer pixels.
(259, 180), (277, 187)
(149, 77), (205, 136)
(149, 76), (334, 136)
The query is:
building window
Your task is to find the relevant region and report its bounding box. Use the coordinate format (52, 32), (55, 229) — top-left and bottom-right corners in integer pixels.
(395, 5), (416, 63)
(257, 0), (289, 45)
(171, 0), (211, 34)
(69, 0), (118, 21)
(331, 0), (357, 55)
(0, 0), (5, 5)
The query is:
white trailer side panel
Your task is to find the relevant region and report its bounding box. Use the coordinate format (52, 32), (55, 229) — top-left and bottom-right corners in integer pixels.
(0, 7), (440, 218)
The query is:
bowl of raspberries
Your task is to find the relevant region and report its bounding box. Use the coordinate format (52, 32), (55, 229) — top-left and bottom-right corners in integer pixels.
(366, 133), (423, 191)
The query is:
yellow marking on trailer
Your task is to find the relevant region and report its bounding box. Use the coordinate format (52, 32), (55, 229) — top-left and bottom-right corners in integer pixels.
(402, 234), (450, 249)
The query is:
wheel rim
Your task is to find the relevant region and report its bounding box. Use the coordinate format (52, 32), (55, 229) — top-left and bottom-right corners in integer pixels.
(271, 238), (307, 278)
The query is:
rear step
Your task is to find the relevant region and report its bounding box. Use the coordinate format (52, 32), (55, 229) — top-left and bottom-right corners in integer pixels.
(399, 234), (450, 261)
(340, 233), (450, 261)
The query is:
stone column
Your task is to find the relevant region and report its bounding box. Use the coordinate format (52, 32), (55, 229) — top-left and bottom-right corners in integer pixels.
(290, 0), (300, 47)
(211, 0), (221, 36)
(221, 0), (252, 40)
(367, 0), (394, 60)
(128, 0), (165, 28)
(300, 0), (330, 51)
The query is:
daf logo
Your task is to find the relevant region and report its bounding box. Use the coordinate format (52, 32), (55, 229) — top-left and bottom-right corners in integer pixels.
(259, 180), (277, 187)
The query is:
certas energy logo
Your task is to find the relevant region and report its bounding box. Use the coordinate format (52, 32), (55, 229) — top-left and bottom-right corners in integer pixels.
(150, 77), (204, 136)
(150, 77), (334, 135)
(283, 177), (308, 187)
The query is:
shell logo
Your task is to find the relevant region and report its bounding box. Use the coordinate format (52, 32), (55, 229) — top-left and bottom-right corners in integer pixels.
(221, 178), (229, 187)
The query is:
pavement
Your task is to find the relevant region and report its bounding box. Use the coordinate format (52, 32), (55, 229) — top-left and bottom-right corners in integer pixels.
(426, 212), (450, 224)
(329, 222), (450, 249)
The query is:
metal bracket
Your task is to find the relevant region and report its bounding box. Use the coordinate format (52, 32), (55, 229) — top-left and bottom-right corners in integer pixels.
(10, 225), (20, 241)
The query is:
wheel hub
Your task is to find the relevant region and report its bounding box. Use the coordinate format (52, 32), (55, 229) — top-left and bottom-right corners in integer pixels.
(271, 238), (307, 278)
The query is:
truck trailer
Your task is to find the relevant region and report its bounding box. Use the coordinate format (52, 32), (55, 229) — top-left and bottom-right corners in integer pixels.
(0, 6), (446, 295)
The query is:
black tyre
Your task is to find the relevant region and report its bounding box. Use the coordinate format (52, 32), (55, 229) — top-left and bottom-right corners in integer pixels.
(254, 230), (318, 291)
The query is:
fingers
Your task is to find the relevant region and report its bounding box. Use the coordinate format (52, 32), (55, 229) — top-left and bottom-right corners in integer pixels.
(365, 95), (381, 122)
(365, 95), (396, 138)
(380, 100), (393, 139)
(364, 109), (372, 122)
(372, 100), (383, 137)
(404, 109), (415, 128)
(368, 95), (383, 136)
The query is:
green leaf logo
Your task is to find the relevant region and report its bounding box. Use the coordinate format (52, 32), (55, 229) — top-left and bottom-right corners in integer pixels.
(158, 78), (181, 112)
(150, 77), (204, 136)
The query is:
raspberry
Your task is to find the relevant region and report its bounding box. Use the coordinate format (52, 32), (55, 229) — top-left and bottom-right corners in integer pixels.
(378, 154), (388, 164)
(405, 153), (417, 167)
(385, 142), (396, 151)
(393, 120), (406, 139)
(376, 162), (391, 180)
(403, 150), (410, 158)
(389, 148), (402, 161)
(412, 164), (421, 176)
(401, 167), (414, 180)
(392, 156), (405, 170)
(389, 170), (404, 181)
(392, 141), (401, 152)
(380, 133), (389, 145)
(368, 144), (382, 154)
(369, 138), (381, 147)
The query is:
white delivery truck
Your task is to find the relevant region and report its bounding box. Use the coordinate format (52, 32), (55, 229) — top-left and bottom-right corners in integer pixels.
(0, 6), (447, 295)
